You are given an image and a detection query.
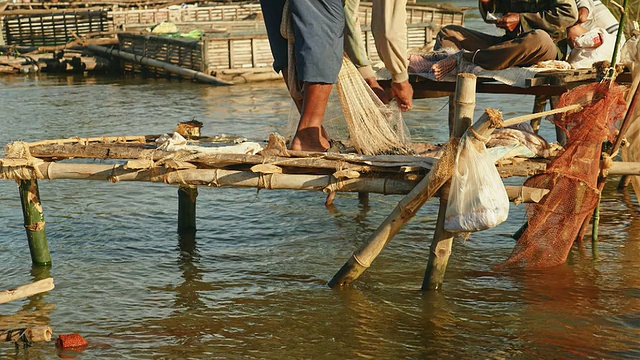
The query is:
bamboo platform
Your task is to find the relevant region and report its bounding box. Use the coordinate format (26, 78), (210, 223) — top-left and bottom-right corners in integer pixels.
(2, 113), (639, 286)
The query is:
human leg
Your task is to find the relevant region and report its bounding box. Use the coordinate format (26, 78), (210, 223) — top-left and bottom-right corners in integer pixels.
(464, 29), (558, 70)
(288, 0), (344, 152)
(435, 25), (503, 52)
(260, 0), (288, 74)
(289, 83), (333, 152)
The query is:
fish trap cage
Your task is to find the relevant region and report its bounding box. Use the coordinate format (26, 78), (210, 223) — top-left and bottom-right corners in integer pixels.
(3, 9), (111, 46)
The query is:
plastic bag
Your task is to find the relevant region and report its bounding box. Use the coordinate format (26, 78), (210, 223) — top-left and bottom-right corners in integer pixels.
(444, 134), (510, 232)
(568, 28), (617, 69)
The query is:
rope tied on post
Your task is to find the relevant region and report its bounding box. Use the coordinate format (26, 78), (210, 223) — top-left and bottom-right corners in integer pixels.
(2, 141), (45, 180)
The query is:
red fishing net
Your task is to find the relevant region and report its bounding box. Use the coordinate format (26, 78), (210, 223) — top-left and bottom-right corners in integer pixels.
(497, 81), (628, 269)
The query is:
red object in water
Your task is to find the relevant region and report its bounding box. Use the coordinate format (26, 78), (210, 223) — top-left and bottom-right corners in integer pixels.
(56, 333), (89, 349)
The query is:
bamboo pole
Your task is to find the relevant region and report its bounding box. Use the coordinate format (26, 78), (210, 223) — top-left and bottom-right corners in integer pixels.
(327, 138), (459, 288)
(529, 95), (548, 134)
(608, 0), (629, 76)
(451, 73), (476, 136)
(422, 181), (453, 289)
(177, 185), (197, 233)
(0, 278), (54, 304)
(86, 44), (234, 86)
(0, 158), (548, 201)
(328, 75), (487, 288)
(500, 104), (583, 127)
(0, 326), (52, 343)
(25, 141), (438, 171)
(423, 73), (476, 290)
(19, 179), (51, 266)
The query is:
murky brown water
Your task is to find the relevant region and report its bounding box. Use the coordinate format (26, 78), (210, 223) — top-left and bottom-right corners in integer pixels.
(2, 2), (640, 358)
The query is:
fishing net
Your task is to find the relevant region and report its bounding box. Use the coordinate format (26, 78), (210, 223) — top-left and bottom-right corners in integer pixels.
(497, 81), (628, 269)
(335, 56), (412, 155)
(283, 56), (412, 155)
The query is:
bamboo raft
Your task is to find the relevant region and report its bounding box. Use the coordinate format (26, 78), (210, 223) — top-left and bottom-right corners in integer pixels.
(2, 73), (639, 290)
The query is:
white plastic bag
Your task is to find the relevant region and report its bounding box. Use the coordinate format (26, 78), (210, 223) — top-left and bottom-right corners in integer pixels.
(444, 134), (510, 232)
(568, 28), (617, 69)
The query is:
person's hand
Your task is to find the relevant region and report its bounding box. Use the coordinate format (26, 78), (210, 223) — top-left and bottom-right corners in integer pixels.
(364, 77), (391, 104)
(566, 24), (587, 48)
(391, 80), (413, 112)
(480, 0), (494, 13)
(495, 13), (520, 32)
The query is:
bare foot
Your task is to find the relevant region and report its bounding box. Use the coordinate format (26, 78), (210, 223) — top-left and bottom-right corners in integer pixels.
(432, 54), (459, 80)
(289, 127), (330, 152)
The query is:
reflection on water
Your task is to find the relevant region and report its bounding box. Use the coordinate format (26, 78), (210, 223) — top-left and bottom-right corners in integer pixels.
(2, 11), (640, 358)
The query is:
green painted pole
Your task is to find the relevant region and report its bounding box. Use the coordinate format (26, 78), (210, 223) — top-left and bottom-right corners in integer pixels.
(18, 179), (51, 266)
(608, 0), (628, 74)
(177, 185), (198, 234)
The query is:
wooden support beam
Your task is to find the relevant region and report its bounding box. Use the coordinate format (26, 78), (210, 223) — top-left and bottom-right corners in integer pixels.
(177, 185), (197, 234)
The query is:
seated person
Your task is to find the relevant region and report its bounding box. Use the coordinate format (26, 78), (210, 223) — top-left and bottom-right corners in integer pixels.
(566, 0), (624, 68)
(427, 0), (578, 79)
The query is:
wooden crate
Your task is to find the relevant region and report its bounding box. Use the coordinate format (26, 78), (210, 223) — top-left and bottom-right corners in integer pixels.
(203, 32), (274, 74)
(3, 9), (111, 46)
(110, 3), (262, 30)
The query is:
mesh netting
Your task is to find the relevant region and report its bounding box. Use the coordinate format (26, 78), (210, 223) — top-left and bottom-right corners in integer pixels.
(335, 56), (412, 155)
(497, 81), (628, 269)
(283, 56), (412, 155)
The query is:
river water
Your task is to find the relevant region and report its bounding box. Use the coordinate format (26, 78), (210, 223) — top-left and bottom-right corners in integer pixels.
(2, 1), (640, 359)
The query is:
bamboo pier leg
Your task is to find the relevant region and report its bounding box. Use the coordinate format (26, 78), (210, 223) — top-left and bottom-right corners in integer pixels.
(530, 95), (547, 134)
(550, 96), (568, 146)
(618, 175), (631, 190)
(19, 179), (51, 266)
(422, 73), (476, 290)
(592, 199), (600, 258)
(451, 74), (476, 136)
(421, 182), (453, 290)
(177, 186), (198, 234)
(447, 94), (456, 136)
(358, 192), (369, 207)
